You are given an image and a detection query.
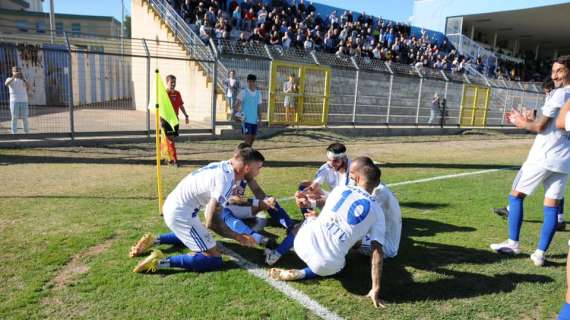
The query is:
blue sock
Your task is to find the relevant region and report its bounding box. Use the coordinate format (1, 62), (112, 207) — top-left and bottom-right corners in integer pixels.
(275, 232), (296, 256)
(538, 205), (558, 251)
(168, 253), (222, 272)
(298, 183), (310, 215)
(559, 303), (570, 320)
(559, 198), (565, 223)
(301, 266), (318, 279)
(221, 208), (264, 244)
(158, 233), (184, 246)
(508, 195), (524, 241)
(267, 202), (294, 230)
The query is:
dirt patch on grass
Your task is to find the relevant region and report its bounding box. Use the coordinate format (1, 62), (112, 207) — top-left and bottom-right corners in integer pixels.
(46, 237), (116, 292)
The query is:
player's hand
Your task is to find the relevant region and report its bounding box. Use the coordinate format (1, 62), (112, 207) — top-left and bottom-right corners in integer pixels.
(185, 117), (189, 125)
(366, 288), (387, 309)
(304, 209), (318, 219)
(295, 191), (310, 208)
(522, 108), (535, 121)
(236, 234), (257, 247)
(263, 196), (276, 210)
(507, 108), (528, 129)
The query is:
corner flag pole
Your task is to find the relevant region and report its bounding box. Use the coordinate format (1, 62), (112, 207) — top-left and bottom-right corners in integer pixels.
(155, 69), (164, 216)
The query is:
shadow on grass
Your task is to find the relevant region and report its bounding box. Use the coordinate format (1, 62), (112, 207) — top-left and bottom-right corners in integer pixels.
(337, 218), (554, 302)
(400, 201), (449, 210)
(1, 154), (518, 172)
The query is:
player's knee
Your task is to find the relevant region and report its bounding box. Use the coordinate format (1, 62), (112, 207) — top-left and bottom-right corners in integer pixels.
(510, 190), (526, 199)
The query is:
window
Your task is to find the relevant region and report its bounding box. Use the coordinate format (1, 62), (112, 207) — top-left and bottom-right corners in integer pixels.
(71, 23), (81, 35)
(36, 21), (46, 33)
(56, 22), (63, 35)
(16, 20), (28, 32)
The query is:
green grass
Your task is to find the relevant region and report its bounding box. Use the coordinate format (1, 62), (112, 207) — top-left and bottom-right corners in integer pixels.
(0, 131), (567, 319)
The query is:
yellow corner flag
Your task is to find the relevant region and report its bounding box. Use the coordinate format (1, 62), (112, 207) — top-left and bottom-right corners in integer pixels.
(156, 71), (179, 130)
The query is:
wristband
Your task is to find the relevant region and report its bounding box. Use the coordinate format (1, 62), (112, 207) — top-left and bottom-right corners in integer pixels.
(252, 198), (260, 207)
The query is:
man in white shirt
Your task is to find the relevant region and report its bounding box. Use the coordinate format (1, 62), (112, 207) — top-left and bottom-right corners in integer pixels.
(129, 147), (264, 273)
(491, 56), (570, 267)
(4, 66), (30, 134)
(269, 157), (388, 308)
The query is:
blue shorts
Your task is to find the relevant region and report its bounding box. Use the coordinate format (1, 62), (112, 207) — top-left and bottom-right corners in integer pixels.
(241, 122), (258, 135)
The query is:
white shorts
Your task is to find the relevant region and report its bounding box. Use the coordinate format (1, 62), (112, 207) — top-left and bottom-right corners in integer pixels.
(163, 204), (216, 252)
(226, 204), (254, 219)
(293, 219), (345, 277)
(512, 163), (569, 200)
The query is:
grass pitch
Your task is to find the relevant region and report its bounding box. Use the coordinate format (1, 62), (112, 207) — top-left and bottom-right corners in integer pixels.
(0, 131), (568, 319)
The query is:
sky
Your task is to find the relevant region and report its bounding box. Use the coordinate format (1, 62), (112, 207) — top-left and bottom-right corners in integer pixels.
(42, 0), (414, 24)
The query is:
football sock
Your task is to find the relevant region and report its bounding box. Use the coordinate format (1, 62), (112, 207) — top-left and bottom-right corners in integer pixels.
(221, 208), (264, 244)
(301, 267), (317, 279)
(166, 253), (222, 272)
(275, 232), (296, 256)
(537, 205), (558, 251)
(156, 233), (184, 246)
(559, 198), (565, 223)
(508, 195), (524, 241)
(559, 303), (570, 320)
(267, 202), (294, 229)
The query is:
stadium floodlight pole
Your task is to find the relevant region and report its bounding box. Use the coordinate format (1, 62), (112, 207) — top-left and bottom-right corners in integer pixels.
(155, 69), (164, 216)
(49, 0), (55, 44)
(121, 0), (124, 55)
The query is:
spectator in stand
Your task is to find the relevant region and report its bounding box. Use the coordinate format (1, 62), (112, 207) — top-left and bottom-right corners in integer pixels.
(428, 93), (440, 124)
(244, 8), (256, 32)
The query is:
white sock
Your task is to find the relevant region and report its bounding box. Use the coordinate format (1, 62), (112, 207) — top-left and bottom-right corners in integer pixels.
(558, 213), (565, 223)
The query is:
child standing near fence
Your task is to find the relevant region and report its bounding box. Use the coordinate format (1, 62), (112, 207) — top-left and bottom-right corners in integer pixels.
(161, 74), (189, 167)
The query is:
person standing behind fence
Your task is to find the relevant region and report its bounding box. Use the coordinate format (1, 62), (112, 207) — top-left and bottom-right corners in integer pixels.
(235, 74), (262, 146)
(162, 75), (189, 167)
(224, 70), (240, 118)
(428, 93), (440, 124)
(440, 98), (447, 128)
(283, 74), (298, 125)
(5, 66), (30, 134)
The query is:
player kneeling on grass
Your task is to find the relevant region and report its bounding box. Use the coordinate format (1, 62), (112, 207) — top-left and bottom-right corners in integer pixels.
(219, 143), (296, 249)
(129, 148), (265, 273)
(268, 157), (388, 308)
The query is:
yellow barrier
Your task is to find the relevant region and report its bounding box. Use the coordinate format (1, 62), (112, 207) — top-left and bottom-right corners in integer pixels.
(268, 60), (331, 126)
(459, 84), (491, 127)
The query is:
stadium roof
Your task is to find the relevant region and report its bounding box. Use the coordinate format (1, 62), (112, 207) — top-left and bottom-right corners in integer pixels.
(456, 3), (570, 57)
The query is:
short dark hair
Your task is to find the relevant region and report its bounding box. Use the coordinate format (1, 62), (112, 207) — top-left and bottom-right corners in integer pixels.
(235, 142), (251, 151)
(236, 148), (265, 164)
(166, 74), (176, 82)
(353, 156), (381, 187)
(247, 74), (257, 81)
(555, 55), (570, 71)
(326, 142), (346, 154)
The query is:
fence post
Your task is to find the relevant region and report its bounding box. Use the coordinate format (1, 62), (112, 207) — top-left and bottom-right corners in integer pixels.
(350, 57), (359, 126)
(384, 62), (394, 124)
(416, 77), (423, 125)
(64, 33), (75, 140)
(501, 89), (509, 125)
(209, 41), (219, 135)
(142, 39), (151, 138)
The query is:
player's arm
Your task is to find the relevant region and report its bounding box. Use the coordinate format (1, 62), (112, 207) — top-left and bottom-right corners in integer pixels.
(556, 100), (570, 130)
(179, 105), (189, 123)
(204, 198), (256, 247)
(246, 177), (277, 209)
(5, 76), (14, 86)
(367, 240), (387, 309)
(507, 108), (551, 133)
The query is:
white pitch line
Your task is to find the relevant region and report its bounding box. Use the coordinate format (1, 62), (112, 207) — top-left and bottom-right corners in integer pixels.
(218, 244), (344, 320)
(280, 168), (508, 201)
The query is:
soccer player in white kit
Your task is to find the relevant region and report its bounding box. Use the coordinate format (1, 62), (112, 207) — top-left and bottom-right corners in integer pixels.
(129, 148), (264, 273)
(490, 56), (570, 267)
(269, 157), (388, 308)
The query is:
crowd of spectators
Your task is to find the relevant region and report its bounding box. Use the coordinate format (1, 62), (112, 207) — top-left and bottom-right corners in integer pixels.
(169, 0), (549, 81)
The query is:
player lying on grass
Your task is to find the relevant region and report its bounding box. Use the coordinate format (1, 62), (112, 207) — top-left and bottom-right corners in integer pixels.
(265, 157), (402, 264)
(129, 147), (265, 273)
(218, 143), (296, 249)
(490, 55), (570, 267)
(267, 157), (388, 308)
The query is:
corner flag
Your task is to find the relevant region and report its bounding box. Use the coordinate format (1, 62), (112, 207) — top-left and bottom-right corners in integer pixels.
(156, 72), (179, 129)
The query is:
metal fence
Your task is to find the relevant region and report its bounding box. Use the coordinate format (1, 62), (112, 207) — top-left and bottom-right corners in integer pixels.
(0, 31), (215, 139)
(0, 1), (546, 140)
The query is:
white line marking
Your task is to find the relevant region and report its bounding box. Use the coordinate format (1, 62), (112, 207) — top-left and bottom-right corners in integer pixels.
(218, 244), (344, 320)
(280, 168), (508, 201)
